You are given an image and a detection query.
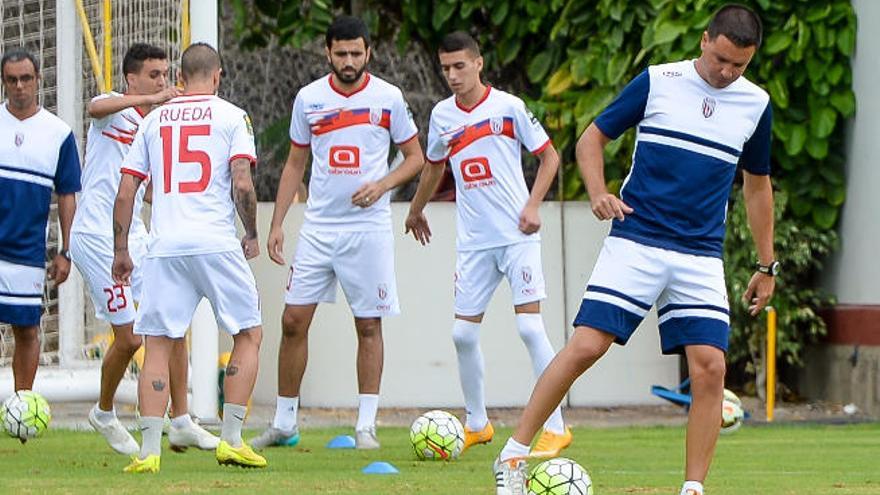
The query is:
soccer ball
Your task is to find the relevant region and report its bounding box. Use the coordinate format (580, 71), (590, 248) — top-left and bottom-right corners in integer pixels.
(409, 409), (464, 460)
(1, 390), (52, 442)
(723, 388), (742, 407)
(528, 457), (594, 495)
(721, 398), (745, 433)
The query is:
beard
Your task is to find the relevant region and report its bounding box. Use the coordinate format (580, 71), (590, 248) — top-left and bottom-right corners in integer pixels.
(331, 63), (366, 84)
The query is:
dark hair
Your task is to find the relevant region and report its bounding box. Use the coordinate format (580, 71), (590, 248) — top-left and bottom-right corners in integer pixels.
(1, 49), (39, 78)
(122, 43), (167, 76)
(438, 31), (481, 57)
(325, 16), (370, 48)
(180, 42), (221, 80)
(707, 4), (763, 49)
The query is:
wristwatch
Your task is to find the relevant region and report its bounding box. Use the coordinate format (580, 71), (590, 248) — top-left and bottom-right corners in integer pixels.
(756, 260), (780, 276)
(59, 248), (71, 261)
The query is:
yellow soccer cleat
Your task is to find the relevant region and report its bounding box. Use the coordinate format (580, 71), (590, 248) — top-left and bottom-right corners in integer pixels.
(216, 440), (268, 468)
(462, 421), (495, 453)
(123, 454), (160, 474)
(530, 427), (573, 458)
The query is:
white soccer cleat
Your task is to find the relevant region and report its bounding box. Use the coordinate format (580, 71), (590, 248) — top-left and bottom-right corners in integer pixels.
(355, 426), (380, 450)
(494, 456), (528, 495)
(168, 421), (220, 451)
(89, 405), (139, 456)
(250, 426), (301, 450)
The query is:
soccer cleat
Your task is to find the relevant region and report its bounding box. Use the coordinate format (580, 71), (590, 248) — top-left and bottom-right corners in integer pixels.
(355, 426), (380, 450)
(216, 440), (267, 468)
(123, 454), (160, 473)
(494, 456), (528, 495)
(249, 426), (300, 450)
(89, 405), (139, 456)
(169, 421), (220, 452)
(462, 421), (495, 452)
(530, 427), (573, 458)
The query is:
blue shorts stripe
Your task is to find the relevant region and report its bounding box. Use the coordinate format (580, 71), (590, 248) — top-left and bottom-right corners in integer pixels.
(659, 316), (729, 355)
(574, 298), (645, 345)
(585, 285), (652, 311)
(658, 303), (729, 317)
(0, 301), (42, 326)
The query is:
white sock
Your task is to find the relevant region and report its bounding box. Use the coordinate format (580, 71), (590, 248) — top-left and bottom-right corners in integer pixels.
(93, 404), (116, 424)
(499, 437), (531, 462)
(681, 480), (704, 495)
(138, 416), (165, 458)
(356, 394), (379, 431)
(452, 318), (488, 431)
(516, 313), (565, 434)
(272, 396), (299, 431)
(221, 403), (247, 447)
(170, 413), (194, 430)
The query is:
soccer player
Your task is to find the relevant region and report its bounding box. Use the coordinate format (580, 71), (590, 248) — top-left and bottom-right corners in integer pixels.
(405, 32), (570, 457)
(0, 49), (80, 392)
(71, 43), (218, 455)
(112, 43), (265, 473)
(252, 16), (424, 450)
(493, 6), (776, 495)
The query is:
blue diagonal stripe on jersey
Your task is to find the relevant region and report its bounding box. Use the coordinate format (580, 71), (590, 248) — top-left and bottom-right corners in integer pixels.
(658, 303), (729, 317)
(0, 164), (55, 181)
(639, 126), (741, 157)
(585, 285), (652, 311)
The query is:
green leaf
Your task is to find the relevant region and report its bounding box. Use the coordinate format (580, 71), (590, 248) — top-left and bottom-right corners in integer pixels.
(830, 89), (856, 117)
(606, 52), (632, 85)
(546, 66), (573, 96)
(527, 51), (554, 84)
(768, 76), (789, 109)
(491, 2), (509, 26)
(805, 137), (828, 159)
(811, 203), (838, 229)
(651, 20), (688, 46)
(825, 64), (845, 86)
(785, 124), (807, 156)
(827, 184), (846, 206)
(805, 4), (832, 22)
(810, 106), (837, 138)
(570, 54), (592, 86)
(763, 31), (793, 55)
(837, 26), (855, 56)
(431, 1), (456, 31)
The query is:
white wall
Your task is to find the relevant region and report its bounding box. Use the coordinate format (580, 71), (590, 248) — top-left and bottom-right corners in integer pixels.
(826, 0), (880, 304)
(235, 202), (679, 407)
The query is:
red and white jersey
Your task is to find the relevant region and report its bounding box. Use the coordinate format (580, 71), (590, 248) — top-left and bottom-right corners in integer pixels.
(121, 94), (256, 257)
(289, 73), (418, 231)
(426, 87), (551, 251)
(72, 92), (148, 239)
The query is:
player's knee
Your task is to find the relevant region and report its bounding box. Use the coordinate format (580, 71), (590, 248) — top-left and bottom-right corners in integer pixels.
(120, 334), (143, 354)
(452, 323), (479, 350)
(237, 325), (262, 348)
(356, 319), (382, 340)
(568, 333), (610, 364)
(281, 310), (308, 339)
(12, 326), (39, 344)
(690, 354), (726, 386)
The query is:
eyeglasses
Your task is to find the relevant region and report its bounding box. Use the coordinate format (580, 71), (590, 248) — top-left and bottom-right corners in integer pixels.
(3, 74), (36, 85)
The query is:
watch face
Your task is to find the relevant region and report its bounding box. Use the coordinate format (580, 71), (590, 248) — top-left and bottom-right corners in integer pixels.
(770, 261), (781, 276)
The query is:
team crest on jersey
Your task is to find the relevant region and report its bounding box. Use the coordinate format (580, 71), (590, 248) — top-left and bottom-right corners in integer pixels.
(522, 266), (533, 284)
(702, 96), (716, 118)
(370, 107), (383, 126)
(490, 117), (504, 135)
(377, 283), (388, 300)
(14, 132), (24, 147)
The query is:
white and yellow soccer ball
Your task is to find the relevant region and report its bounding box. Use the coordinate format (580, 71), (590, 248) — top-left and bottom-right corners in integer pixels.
(409, 409), (464, 460)
(527, 457), (594, 495)
(723, 388), (742, 407)
(1, 390), (51, 442)
(721, 397), (745, 433)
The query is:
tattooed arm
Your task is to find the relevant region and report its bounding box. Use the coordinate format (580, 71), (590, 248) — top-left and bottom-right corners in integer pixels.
(231, 158), (259, 259)
(112, 173), (142, 284)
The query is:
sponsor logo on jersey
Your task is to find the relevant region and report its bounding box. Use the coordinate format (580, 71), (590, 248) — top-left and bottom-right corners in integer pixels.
(522, 266), (532, 284)
(329, 145), (361, 174)
(702, 96), (716, 118)
(662, 70), (682, 77)
(14, 132), (23, 147)
(460, 157), (496, 189)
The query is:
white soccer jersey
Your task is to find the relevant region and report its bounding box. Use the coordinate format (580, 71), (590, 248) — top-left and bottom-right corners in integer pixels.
(121, 94), (256, 257)
(289, 73), (418, 231)
(72, 92), (148, 239)
(426, 87), (551, 251)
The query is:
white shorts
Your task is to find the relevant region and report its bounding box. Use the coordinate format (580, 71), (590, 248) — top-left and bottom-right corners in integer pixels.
(70, 232), (147, 326)
(0, 259), (44, 326)
(135, 250), (262, 339)
(285, 230), (399, 318)
(454, 241), (546, 316)
(574, 236), (729, 354)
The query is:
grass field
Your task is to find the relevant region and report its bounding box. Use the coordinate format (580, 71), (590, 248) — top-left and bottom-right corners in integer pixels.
(0, 423), (877, 494)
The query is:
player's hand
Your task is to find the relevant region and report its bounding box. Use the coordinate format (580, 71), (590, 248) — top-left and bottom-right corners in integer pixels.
(743, 271), (775, 316)
(351, 181), (387, 208)
(590, 193), (633, 221)
(148, 86), (180, 105)
(405, 210), (432, 245)
(267, 227), (285, 265)
(47, 253), (71, 285)
(518, 204), (541, 234)
(112, 251), (134, 285)
(242, 235), (259, 260)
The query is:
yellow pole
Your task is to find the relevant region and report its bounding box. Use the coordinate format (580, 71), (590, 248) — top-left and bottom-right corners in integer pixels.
(182, 0), (191, 50)
(75, 0), (106, 94)
(103, 0), (112, 92)
(766, 306), (777, 422)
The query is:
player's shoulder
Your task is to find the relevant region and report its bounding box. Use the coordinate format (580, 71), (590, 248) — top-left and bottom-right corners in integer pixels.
(729, 74), (770, 105)
(365, 73), (404, 96)
(647, 60), (690, 77)
(89, 90), (123, 105)
(33, 108), (74, 141)
(488, 87), (530, 112)
(295, 74), (333, 101)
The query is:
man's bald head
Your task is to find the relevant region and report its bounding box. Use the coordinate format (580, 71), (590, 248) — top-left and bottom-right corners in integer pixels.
(180, 42), (221, 83)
